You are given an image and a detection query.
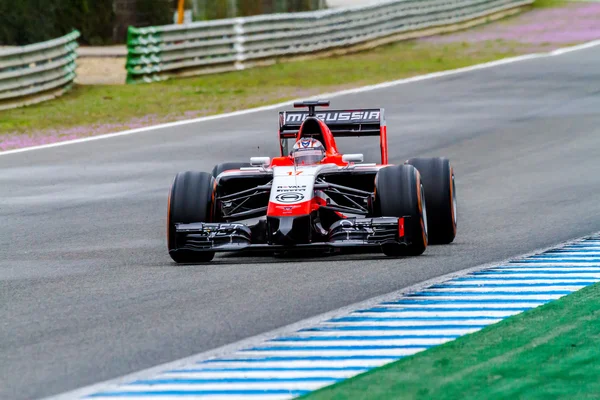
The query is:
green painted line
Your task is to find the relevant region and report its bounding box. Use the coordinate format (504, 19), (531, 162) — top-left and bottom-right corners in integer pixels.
(302, 282), (600, 400)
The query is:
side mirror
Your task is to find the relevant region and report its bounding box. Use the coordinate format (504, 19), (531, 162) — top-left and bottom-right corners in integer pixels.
(250, 156), (270, 167)
(342, 153), (364, 163)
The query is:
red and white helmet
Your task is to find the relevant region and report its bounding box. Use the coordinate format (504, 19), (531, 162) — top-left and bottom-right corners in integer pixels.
(292, 138), (326, 166)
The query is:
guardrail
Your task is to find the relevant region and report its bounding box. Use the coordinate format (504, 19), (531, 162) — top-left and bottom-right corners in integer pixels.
(125, 0), (532, 84)
(0, 31), (80, 111)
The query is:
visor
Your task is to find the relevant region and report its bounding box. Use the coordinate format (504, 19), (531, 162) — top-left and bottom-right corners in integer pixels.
(293, 149), (324, 166)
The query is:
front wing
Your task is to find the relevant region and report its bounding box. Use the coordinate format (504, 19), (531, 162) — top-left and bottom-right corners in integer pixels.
(170, 217), (413, 254)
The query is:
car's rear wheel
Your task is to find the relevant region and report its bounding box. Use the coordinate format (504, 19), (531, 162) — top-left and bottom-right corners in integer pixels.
(167, 171), (216, 263)
(406, 157), (456, 244)
(374, 164), (427, 256)
(211, 162), (251, 178)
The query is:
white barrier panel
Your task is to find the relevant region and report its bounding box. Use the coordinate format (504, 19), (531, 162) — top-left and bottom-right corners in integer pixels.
(0, 31), (80, 110)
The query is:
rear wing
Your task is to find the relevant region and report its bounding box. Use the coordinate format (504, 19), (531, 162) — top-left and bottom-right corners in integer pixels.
(278, 103), (388, 164)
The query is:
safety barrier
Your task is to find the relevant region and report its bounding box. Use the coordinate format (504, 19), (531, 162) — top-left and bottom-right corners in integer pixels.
(0, 31), (80, 111)
(125, 0), (532, 83)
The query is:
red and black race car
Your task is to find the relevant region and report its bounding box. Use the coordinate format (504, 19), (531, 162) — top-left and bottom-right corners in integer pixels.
(167, 101), (457, 263)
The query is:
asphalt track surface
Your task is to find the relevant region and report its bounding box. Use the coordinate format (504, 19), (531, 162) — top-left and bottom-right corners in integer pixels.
(2, 46), (600, 400)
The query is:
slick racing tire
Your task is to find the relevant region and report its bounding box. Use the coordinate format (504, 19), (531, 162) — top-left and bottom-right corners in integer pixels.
(406, 157), (456, 244)
(167, 171), (216, 263)
(211, 162), (251, 178)
(374, 164), (427, 256)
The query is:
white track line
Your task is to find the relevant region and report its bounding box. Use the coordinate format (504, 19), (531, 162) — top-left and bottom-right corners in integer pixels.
(238, 349), (427, 357)
(491, 268), (600, 272)
(323, 320), (501, 327)
(508, 262), (600, 267)
(446, 279), (600, 285)
(160, 371), (364, 379)
(292, 328), (481, 336)
(425, 286), (586, 292)
(88, 396), (293, 400)
(472, 274), (600, 278)
(4, 39), (600, 158)
(344, 310), (521, 317)
(111, 382), (331, 391)
(187, 360), (392, 369)
(406, 294), (567, 301)
(377, 302), (545, 308)
(261, 338), (454, 346)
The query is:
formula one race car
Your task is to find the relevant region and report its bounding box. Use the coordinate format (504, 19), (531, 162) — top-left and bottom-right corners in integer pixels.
(167, 100), (457, 263)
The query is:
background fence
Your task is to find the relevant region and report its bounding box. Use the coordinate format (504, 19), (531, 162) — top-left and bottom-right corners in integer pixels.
(0, 31), (80, 111)
(125, 0), (532, 84)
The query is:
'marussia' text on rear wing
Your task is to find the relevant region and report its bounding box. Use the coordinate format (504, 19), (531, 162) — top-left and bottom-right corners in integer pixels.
(278, 108), (385, 138)
(278, 107), (389, 164)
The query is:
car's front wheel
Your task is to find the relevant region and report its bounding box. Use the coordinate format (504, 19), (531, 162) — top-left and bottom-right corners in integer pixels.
(374, 164), (427, 256)
(167, 171), (216, 263)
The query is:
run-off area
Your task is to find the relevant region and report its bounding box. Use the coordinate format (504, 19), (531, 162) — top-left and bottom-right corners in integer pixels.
(76, 235), (600, 399)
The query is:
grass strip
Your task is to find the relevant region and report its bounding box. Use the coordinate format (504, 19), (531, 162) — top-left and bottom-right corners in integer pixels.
(0, 40), (536, 137)
(532, 0), (568, 8)
(301, 282), (600, 400)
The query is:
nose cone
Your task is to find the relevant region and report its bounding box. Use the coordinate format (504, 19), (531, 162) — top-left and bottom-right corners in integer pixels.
(268, 216), (311, 245)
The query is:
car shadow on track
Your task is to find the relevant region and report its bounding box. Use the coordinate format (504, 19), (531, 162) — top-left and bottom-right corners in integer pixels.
(170, 248), (433, 266)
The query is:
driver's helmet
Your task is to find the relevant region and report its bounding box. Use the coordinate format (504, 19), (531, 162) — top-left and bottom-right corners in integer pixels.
(292, 138), (326, 166)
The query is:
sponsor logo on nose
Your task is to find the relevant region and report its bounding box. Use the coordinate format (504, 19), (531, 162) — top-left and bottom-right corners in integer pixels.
(275, 192), (304, 203)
